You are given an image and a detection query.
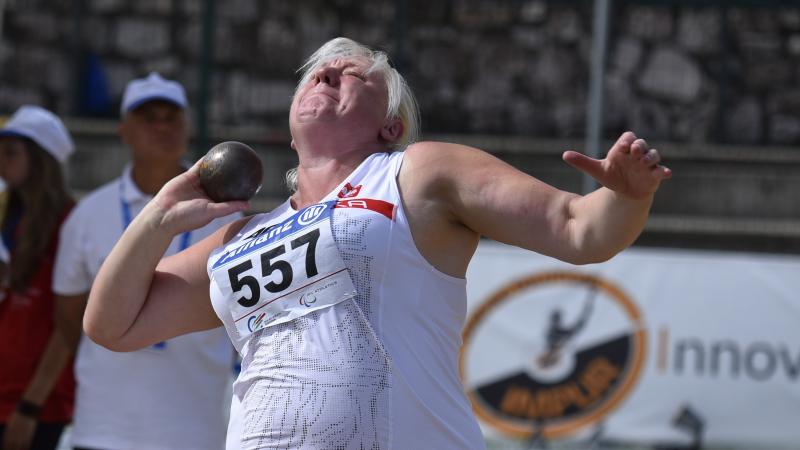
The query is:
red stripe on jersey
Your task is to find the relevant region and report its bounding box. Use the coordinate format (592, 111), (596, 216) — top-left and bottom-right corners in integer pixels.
(335, 198), (395, 220)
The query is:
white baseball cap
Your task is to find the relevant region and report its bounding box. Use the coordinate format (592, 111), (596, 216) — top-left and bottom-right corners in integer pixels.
(121, 72), (188, 116)
(0, 105), (75, 163)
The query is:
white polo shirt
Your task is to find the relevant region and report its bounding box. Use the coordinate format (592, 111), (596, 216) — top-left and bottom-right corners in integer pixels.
(54, 165), (240, 450)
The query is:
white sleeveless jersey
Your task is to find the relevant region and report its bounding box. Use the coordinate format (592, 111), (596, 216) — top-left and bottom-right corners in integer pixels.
(208, 151), (485, 450)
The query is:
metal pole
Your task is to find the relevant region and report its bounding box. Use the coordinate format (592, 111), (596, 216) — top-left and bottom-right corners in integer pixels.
(583, 0), (612, 194)
(393, 0), (408, 73)
(0, 0), (6, 46)
(71, 0), (85, 116)
(195, 0), (216, 157)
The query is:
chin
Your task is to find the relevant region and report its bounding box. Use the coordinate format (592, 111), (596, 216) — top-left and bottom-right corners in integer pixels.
(297, 112), (339, 125)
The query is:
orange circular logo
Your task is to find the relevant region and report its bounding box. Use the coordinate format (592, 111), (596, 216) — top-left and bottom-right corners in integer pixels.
(461, 271), (646, 439)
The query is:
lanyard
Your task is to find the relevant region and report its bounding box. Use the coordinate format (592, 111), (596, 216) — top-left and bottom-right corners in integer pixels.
(119, 181), (192, 252)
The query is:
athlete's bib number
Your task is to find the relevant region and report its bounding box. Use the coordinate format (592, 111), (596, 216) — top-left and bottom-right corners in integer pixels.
(228, 228), (319, 307)
(211, 201), (357, 339)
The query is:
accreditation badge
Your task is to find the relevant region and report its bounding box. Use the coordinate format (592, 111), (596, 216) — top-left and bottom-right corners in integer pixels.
(211, 200), (357, 339)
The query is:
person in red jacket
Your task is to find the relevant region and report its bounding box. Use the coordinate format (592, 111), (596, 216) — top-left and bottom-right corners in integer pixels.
(0, 106), (76, 450)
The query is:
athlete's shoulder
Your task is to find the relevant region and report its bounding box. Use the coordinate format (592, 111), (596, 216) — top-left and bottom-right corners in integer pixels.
(403, 141), (481, 167)
(400, 141), (483, 190)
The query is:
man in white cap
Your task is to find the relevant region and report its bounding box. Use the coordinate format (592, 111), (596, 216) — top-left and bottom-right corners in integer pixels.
(53, 73), (239, 450)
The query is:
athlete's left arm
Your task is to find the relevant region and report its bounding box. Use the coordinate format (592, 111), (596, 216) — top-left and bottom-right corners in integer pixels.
(415, 131), (671, 265)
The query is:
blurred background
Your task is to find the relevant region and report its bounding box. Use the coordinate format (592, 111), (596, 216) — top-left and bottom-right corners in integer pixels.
(1, 0), (799, 253)
(1, 0), (799, 449)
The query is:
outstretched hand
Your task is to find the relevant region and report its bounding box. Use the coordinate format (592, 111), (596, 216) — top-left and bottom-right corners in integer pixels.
(149, 159), (250, 236)
(562, 131), (672, 200)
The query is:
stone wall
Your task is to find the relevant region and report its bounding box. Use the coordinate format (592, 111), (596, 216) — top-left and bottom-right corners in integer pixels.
(2, 0), (800, 145)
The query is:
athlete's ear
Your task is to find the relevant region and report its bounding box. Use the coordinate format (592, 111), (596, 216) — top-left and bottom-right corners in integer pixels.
(290, 139), (297, 150)
(379, 118), (403, 144)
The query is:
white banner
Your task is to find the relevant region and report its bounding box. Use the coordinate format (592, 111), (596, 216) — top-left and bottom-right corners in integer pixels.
(463, 241), (800, 448)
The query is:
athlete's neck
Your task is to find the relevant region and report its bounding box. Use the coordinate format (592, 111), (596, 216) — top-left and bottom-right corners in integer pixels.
(290, 157), (366, 210)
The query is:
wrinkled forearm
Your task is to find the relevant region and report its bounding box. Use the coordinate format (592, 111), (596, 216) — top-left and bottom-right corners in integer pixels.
(565, 187), (653, 264)
(83, 202), (174, 349)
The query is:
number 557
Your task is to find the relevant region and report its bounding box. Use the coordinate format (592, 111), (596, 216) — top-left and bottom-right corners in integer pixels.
(227, 228), (320, 307)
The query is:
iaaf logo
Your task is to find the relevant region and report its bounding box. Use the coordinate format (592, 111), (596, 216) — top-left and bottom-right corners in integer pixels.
(460, 271), (645, 439)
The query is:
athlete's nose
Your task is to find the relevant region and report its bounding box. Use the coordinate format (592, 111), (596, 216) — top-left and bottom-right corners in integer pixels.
(314, 65), (340, 87)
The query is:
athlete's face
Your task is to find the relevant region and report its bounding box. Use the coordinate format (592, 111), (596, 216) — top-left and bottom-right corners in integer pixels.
(0, 137), (30, 189)
(289, 56), (390, 140)
(119, 100), (188, 166)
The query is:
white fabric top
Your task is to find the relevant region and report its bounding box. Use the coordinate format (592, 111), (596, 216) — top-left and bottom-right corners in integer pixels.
(54, 165), (239, 450)
(208, 152), (485, 450)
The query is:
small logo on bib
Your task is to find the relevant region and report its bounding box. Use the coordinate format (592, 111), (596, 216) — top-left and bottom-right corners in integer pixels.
(300, 292), (317, 307)
(297, 204), (327, 226)
(247, 312), (266, 332)
(247, 310), (291, 332)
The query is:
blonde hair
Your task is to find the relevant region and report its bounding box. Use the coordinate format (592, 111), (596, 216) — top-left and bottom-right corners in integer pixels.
(286, 37), (420, 192)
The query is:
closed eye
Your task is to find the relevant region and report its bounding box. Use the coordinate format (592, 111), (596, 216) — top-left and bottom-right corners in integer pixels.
(343, 71), (365, 81)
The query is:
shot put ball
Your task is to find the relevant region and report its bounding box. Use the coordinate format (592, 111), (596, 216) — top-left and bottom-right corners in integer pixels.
(198, 141), (263, 202)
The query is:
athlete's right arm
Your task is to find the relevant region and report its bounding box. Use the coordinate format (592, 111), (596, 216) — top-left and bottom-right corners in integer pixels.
(83, 165), (250, 352)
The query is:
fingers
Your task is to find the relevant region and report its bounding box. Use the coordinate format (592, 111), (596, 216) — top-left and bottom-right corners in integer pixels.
(653, 164), (672, 180)
(188, 157), (205, 174)
(611, 131), (637, 154)
(562, 150), (604, 180)
(614, 132), (651, 158)
(637, 145), (671, 181)
(642, 148), (661, 165)
(630, 138), (647, 157)
(614, 131), (673, 184)
(621, 132), (663, 168)
(206, 200), (250, 218)
(567, 132), (673, 192)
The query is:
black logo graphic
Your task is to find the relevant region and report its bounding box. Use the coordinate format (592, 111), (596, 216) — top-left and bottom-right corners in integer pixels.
(460, 272), (646, 439)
